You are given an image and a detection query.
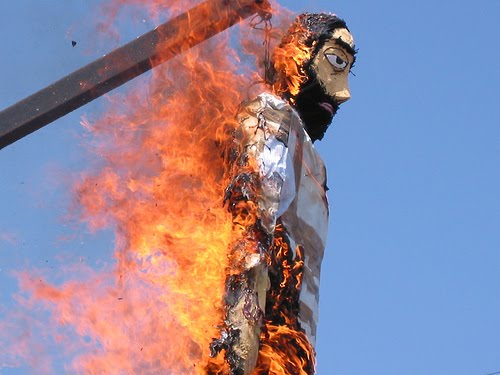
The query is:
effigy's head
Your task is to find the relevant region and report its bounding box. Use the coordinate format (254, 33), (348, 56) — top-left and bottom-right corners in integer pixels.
(271, 13), (356, 141)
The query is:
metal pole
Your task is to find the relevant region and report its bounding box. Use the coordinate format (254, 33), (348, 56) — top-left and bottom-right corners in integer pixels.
(0, 0), (268, 150)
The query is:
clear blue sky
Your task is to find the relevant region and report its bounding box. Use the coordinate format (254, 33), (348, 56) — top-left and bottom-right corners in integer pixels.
(1, 0), (499, 374)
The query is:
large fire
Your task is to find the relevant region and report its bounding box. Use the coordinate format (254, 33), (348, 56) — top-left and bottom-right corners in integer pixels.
(0, 0), (320, 374)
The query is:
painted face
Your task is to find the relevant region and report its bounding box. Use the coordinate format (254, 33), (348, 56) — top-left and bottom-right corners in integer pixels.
(311, 28), (355, 104)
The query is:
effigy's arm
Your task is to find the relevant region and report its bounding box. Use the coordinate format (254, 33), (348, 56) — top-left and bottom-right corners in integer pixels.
(210, 95), (293, 374)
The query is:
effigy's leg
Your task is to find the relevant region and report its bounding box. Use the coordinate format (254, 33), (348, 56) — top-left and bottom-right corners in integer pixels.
(223, 258), (269, 374)
(253, 222), (316, 374)
(209, 247), (270, 374)
(209, 170), (272, 374)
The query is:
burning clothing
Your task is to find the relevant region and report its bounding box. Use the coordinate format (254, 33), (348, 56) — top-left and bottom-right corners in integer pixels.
(212, 93), (329, 374)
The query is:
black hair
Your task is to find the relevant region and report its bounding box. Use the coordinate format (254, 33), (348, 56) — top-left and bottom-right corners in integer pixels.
(296, 13), (355, 68)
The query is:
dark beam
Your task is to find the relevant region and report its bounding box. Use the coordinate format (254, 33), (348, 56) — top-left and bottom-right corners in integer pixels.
(0, 0), (268, 150)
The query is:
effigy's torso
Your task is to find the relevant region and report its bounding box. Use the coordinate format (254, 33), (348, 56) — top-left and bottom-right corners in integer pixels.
(278, 107), (328, 346)
(214, 93), (329, 374)
(239, 93), (328, 344)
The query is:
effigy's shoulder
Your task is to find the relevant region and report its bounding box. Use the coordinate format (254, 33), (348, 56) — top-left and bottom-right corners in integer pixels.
(236, 93), (294, 144)
(240, 93), (289, 114)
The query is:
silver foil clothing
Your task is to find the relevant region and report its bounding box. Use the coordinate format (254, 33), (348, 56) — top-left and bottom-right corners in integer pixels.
(235, 92), (329, 346)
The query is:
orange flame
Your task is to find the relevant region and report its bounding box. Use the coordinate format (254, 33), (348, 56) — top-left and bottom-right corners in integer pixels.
(250, 224), (314, 374)
(254, 324), (315, 374)
(72, 35), (244, 374)
(271, 22), (314, 99)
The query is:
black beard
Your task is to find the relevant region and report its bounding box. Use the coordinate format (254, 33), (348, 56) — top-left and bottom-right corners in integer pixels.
(292, 77), (339, 142)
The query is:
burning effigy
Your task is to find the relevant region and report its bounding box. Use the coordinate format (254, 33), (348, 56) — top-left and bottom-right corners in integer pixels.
(208, 13), (356, 374)
(0, 1), (355, 374)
